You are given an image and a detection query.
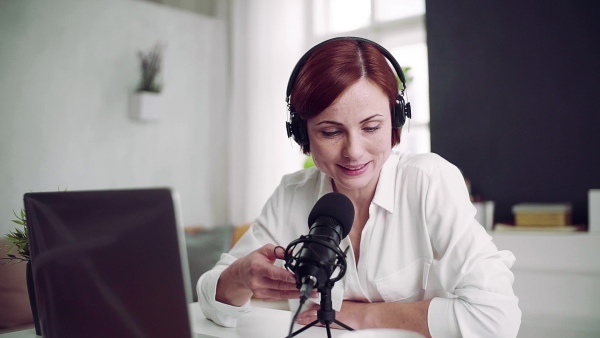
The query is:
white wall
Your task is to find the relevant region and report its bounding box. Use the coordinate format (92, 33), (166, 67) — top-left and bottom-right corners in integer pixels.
(0, 0), (229, 235)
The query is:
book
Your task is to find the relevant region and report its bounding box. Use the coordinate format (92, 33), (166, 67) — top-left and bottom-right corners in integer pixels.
(494, 223), (582, 232)
(512, 203), (572, 227)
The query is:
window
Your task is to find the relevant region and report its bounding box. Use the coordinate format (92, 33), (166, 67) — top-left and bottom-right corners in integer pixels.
(308, 0), (430, 154)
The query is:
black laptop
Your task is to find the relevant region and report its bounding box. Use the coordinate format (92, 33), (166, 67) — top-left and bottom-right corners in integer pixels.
(24, 188), (196, 338)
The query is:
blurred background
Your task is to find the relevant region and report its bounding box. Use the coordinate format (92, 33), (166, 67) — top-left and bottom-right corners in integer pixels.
(0, 0), (434, 233)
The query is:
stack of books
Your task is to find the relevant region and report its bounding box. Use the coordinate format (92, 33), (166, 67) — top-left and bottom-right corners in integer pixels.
(495, 203), (580, 232)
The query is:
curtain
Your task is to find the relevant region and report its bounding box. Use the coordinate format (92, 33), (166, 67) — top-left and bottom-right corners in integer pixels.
(228, 0), (308, 224)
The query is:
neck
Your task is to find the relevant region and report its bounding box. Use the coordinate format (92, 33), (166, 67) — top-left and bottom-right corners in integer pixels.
(331, 176), (380, 212)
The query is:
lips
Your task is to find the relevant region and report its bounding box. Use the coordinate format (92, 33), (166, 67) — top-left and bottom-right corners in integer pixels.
(338, 162), (370, 176)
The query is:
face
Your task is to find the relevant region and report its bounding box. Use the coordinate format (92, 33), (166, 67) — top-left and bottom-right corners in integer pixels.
(307, 78), (393, 198)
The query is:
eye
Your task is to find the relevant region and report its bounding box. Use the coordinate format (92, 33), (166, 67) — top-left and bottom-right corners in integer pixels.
(363, 125), (381, 132)
(321, 130), (341, 137)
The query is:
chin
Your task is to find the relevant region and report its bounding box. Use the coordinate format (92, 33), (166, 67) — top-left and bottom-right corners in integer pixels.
(334, 176), (374, 192)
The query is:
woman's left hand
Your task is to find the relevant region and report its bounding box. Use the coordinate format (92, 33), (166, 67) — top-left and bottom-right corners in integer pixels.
(295, 300), (373, 329)
(295, 299), (432, 337)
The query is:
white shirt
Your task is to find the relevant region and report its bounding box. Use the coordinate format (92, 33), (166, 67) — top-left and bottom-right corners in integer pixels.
(198, 153), (521, 337)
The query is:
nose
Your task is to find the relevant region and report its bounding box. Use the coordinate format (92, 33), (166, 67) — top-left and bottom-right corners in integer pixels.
(342, 132), (364, 160)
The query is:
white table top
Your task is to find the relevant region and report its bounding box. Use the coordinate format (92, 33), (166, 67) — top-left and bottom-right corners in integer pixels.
(190, 302), (346, 338)
(0, 302), (347, 338)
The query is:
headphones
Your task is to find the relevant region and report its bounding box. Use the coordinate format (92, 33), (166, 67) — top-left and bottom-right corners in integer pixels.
(285, 36), (411, 146)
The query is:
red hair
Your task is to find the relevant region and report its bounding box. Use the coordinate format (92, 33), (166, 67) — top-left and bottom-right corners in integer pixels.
(289, 39), (401, 154)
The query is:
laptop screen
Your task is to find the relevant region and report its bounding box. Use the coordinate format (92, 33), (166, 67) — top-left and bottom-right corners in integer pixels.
(24, 188), (193, 338)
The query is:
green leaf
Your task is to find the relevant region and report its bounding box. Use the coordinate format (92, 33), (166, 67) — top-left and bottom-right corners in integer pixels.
(11, 219), (24, 225)
(3, 207), (30, 263)
(303, 156), (315, 169)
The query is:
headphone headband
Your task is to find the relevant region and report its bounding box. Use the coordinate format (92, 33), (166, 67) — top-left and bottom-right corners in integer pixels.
(286, 36), (407, 99)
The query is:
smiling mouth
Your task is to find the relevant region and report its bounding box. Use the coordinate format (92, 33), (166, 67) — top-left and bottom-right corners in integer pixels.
(339, 163), (368, 171)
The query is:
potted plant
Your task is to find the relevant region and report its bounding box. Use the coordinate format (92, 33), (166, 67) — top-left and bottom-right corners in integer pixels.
(2, 209), (29, 264)
(130, 42), (165, 121)
(2, 209), (41, 335)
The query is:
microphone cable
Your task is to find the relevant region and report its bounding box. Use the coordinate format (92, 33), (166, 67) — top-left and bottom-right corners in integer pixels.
(286, 283), (311, 338)
(275, 245), (314, 338)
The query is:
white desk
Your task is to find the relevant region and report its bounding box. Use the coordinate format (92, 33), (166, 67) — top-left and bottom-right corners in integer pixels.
(0, 302), (347, 338)
(190, 302), (346, 338)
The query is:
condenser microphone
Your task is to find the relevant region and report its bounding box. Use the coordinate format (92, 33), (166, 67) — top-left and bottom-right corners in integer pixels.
(284, 192), (354, 300)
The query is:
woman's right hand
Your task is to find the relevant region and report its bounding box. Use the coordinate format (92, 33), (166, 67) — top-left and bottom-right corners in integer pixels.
(215, 244), (301, 306)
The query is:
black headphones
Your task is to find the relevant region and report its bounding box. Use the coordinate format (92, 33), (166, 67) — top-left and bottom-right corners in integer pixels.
(285, 36), (411, 146)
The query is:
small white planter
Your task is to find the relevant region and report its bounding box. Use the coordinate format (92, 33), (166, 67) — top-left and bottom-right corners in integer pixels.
(129, 92), (162, 121)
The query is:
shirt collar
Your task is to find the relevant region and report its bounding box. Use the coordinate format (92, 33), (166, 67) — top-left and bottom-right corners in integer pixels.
(372, 153), (399, 213)
(315, 153), (398, 213)
(316, 170), (334, 199)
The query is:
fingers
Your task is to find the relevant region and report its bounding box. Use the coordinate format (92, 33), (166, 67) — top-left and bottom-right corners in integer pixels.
(246, 250), (295, 283)
(218, 243), (305, 306)
(273, 245), (287, 260)
(258, 243), (279, 261)
(241, 244), (306, 301)
(263, 263), (296, 283)
(250, 275), (296, 292)
(254, 289), (303, 301)
(296, 303), (320, 325)
(250, 272), (298, 300)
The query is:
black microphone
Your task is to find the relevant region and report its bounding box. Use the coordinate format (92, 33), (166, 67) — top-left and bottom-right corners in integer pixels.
(284, 192), (355, 300)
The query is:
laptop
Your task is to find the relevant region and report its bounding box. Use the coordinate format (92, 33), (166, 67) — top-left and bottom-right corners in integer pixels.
(24, 188), (213, 338)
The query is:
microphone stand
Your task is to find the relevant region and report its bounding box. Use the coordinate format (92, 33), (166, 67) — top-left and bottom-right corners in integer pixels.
(289, 280), (353, 338)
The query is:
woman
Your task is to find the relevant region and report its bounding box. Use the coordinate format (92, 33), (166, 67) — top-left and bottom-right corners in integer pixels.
(198, 37), (521, 338)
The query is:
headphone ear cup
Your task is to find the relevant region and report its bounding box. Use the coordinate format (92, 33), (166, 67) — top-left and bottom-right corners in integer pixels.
(393, 95), (406, 128)
(289, 113), (309, 146)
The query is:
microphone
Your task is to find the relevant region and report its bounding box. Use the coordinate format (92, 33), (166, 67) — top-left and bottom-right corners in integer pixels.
(284, 192), (355, 300)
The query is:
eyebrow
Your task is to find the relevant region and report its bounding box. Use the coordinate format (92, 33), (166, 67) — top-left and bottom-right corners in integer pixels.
(315, 114), (383, 126)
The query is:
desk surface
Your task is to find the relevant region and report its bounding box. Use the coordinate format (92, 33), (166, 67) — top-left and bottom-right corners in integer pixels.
(190, 302), (347, 338)
(0, 303), (347, 338)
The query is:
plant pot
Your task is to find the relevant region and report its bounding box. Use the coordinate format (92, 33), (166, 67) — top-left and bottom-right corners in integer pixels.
(129, 92), (162, 121)
(26, 262), (41, 336)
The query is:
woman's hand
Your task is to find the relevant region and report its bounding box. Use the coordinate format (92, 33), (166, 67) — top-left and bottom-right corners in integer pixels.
(295, 301), (374, 329)
(296, 299), (432, 338)
(215, 244), (304, 306)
